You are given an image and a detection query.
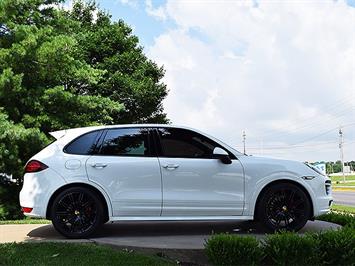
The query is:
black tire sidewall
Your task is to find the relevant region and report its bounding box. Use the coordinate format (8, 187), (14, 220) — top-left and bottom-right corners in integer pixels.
(257, 183), (311, 232)
(50, 187), (104, 239)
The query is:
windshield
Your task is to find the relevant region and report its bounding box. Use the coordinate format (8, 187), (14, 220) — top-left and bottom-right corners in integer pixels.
(305, 163), (326, 176)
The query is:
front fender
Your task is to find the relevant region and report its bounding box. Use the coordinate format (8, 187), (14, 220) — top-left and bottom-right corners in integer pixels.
(243, 172), (317, 217)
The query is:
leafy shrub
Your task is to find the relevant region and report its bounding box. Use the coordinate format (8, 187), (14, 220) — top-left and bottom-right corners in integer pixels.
(205, 213), (355, 266)
(0, 182), (23, 220)
(205, 234), (263, 266)
(263, 231), (318, 265)
(313, 227), (355, 265)
(317, 212), (355, 228)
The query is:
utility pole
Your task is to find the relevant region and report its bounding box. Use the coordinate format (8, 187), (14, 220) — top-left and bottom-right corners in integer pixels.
(242, 130), (246, 155)
(339, 127), (345, 182)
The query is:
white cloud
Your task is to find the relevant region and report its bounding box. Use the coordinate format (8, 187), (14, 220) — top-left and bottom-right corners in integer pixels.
(117, 0), (139, 9)
(145, 0), (167, 20)
(147, 0), (355, 162)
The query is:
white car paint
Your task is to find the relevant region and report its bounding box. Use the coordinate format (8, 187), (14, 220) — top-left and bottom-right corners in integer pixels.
(158, 157), (244, 216)
(87, 155), (162, 217)
(20, 124), (332, 224)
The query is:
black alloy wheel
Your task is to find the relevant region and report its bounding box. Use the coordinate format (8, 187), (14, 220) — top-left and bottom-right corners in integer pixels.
(257, 183), (311, 232)
(50, 187), (103, 238)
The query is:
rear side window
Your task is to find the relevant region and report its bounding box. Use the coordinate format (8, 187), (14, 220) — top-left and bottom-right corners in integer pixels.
(99, 128), (150, 156)
(64, 131), (100, 155)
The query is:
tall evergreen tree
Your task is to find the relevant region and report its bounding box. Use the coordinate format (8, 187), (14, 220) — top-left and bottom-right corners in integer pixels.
(0, 0), (168, 218)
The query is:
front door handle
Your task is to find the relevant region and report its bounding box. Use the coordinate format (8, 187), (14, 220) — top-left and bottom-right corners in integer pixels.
(162, 164), (179, 170)
(91, 163), (107, 169)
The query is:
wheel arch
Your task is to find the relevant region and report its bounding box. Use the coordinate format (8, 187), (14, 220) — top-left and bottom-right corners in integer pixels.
(253, 179), (314, 221)
(46, 182), (111, 223)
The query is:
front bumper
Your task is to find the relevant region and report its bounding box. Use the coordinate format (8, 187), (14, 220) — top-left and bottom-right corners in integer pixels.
(311, 178), (333, 217)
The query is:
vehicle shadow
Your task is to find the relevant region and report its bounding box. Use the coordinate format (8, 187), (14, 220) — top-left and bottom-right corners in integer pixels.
(27, 220), (264, 240)
(94, 220), (264, 238)
(26, 220), (340, 240)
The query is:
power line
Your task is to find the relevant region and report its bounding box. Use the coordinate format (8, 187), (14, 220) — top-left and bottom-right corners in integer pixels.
(250, 141), (355, 155)
(247, 141), (339, 150)
(255, 97), (355, 139)
(258, 107), (354, 140)
(247, 123), (355, 150)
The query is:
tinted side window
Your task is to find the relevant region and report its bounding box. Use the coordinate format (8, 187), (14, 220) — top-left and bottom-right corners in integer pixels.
(99, 128), (150, 156)
(64, 131), (100, 155)
(158, 128), (228, 159)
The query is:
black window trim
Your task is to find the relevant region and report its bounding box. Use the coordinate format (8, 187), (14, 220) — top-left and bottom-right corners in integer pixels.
(63, 126), (237, 159)
(154, 127), (237, 160)
(63, 129), (104, 155)
(93, 127), (156, 158)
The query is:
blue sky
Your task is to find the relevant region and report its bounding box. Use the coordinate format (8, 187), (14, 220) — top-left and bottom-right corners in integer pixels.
(95, 0), (171, 49)
(91, 0), (355, 162)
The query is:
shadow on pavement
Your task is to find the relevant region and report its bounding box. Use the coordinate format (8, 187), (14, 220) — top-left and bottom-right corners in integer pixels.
(27, 220), (263, 239)
(94, 220), (265, 238)
(27, 220), (340, 240)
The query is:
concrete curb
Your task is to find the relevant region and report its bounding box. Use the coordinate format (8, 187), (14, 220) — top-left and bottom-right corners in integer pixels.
(332, 188), (355, 192)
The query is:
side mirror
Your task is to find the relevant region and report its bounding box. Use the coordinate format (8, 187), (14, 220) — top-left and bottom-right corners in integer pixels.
(213, 147), (232, 164)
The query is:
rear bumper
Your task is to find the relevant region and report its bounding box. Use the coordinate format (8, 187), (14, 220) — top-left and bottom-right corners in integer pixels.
(19, 168), (66, 218)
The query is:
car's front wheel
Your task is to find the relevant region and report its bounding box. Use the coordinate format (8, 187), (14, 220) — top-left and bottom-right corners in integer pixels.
(50, 187), (103, 238)
(257, 182), (311, 232)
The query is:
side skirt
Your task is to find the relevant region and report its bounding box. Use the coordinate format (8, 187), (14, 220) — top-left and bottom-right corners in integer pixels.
(108, 216), (254, 222)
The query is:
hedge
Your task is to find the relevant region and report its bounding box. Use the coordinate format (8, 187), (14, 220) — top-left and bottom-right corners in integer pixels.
(263, 232), (317, 265)
(205, 234), (262, 266)
(205, 212), (355, 266)
(317, 211), (355, 228)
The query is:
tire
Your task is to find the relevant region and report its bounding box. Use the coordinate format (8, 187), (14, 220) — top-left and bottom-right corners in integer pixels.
(257, 183), (311, 232)
(50, 187), (104, 238)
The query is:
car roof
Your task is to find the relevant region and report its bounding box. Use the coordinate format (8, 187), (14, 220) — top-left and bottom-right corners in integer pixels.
(51, 124), (201, 139)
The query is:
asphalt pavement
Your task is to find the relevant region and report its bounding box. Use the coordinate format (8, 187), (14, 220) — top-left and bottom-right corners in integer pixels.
(332, 191), (355, 206)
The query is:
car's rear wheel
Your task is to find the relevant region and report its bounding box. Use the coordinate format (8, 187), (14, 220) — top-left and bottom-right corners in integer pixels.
(50, 187), (103, 238)
(257, 183), (311, 232)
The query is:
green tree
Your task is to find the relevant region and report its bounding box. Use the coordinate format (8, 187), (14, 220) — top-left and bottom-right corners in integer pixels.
(0, 0), (168, 219)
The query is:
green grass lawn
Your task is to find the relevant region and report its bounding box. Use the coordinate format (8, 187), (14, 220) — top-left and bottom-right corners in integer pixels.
(330, 175), (355, 189)
(330, 175), (355, 182)
(0, 218), (50, 225)
(333, 182), (355, 187)
(0, 242), (174, 266)
(331, 204), (355, 214)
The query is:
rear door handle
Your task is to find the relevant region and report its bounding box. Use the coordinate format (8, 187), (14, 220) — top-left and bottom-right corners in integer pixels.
(162, 164), (179, 170)
(91, 163), (107, 169)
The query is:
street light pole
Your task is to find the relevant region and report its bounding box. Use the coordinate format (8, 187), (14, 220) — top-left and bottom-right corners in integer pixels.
(242, 130), (246, 155)
(339, 127), (345, 183)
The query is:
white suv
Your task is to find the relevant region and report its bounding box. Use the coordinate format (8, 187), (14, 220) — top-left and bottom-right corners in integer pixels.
(20, 125), (332, 238)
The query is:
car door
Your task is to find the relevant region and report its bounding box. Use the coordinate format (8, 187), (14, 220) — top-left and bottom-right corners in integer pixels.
(86, 127), (162, 217)
(156, 127), (244, 217)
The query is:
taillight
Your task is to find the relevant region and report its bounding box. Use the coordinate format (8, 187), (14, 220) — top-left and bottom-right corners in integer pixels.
(21, 207), (33, 213)
(24, 160), (48, 173)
